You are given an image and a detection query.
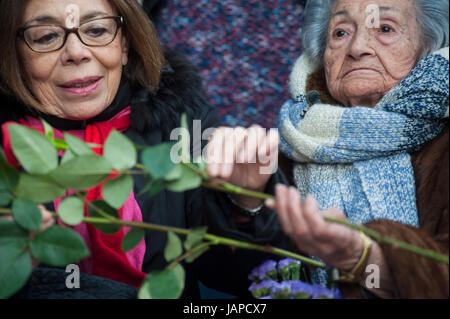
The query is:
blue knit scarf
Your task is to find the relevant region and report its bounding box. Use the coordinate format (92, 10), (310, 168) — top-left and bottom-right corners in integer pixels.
(278, 47), (449, 284)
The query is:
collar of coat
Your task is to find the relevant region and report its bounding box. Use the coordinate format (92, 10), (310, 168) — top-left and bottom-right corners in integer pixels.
(288, 53), (339, 105)
(128, 48), (210, 133)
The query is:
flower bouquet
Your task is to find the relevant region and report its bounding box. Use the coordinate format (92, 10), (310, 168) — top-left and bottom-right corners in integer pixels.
(248, 259), (342, 299)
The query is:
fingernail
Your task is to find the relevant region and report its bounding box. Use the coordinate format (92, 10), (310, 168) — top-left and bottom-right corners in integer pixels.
(208, 163), (218, 176)
(265, 198), (275, 207)
(305, 194), (317, 209)
(289, 187), (297, 198)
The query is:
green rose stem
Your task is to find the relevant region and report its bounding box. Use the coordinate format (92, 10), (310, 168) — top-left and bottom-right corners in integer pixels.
(323, 216), (450, 264)
(0, 207), (325, 268)
(167, 242), (211, 269)
(147, 161), (447, 264)
(197, 177), (449, 265)
(158, 162), (449, 264)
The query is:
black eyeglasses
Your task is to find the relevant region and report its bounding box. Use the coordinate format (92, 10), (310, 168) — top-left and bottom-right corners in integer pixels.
(17, 16), (123, 53)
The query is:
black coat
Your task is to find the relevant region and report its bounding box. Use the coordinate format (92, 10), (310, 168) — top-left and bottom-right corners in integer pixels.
(3, 49), (289, 299)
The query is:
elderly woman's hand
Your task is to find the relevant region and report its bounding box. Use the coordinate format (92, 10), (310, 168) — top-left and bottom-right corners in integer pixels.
(265, 184), (365, 271)
(1, 205), (55, 271)
(206, 125), (279, 209)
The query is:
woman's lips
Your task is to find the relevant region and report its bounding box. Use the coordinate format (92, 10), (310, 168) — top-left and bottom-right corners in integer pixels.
(59, 77), (103, 95)
(344, 68), (378, 77)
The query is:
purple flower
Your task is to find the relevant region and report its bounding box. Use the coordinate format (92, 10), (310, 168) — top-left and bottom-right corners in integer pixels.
(249, 280), (278, 298)
(248, 267), (260, 282)
(249, 259), (278, 282)
(289, 281), (316, 299)
(277, 258), (301, 270)
(277, 258), (301, 281)
(311, 284), (340, 299)
(270, 281), (292, 299)
(333, 288), (343, 299)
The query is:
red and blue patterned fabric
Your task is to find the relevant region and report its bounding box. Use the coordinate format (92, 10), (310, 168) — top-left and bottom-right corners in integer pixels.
(152, 0), (306, 128)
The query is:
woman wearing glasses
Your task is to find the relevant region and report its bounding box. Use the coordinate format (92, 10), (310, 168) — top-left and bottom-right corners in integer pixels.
(0, 0), (287, 298)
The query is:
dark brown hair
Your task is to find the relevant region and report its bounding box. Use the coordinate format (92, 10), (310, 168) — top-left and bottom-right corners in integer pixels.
(0, 0), (165, 109)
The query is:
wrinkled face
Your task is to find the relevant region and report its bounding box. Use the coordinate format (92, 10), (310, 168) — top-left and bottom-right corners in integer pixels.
(18, 0), (128, 120)
(323, 0), (420, 107)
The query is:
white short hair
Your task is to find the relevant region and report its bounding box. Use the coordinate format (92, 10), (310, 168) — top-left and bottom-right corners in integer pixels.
(302, 0), (449, 66)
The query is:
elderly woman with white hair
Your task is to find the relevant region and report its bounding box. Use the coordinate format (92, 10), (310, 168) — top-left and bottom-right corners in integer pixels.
(267, 0), (449, 298)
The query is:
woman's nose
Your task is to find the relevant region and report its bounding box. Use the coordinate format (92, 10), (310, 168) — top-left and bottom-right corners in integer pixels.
(60, 33), (92, 65)
(347, 28), (375, 59)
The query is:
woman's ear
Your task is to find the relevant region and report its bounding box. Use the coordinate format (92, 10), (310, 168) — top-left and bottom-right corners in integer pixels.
(121, 35), (129, 66)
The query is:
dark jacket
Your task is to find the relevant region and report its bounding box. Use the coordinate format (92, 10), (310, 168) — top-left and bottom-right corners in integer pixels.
(125, 50), (289, 298)
(2, 49), (289, 299)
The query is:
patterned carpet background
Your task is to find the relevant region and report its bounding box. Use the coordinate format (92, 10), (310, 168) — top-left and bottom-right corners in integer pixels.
(153, 0), (306, 128)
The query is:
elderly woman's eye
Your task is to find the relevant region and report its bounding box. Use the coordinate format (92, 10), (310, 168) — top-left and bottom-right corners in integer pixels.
(334, 30), (347, 38)
(380, 25), (393, 33)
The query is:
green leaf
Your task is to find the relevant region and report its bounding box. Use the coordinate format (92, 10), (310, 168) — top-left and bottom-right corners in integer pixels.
(163, 164), (182, 182)
(102, 174), (133, 209)
(141, 143), (176, 179)
(88, 200), (121, 234)
(11, 198), (42, 231)
(0, 152), (20, 191)
(104, 130), (137, 170)
(0, 220), (29, 246)
(164, 231), (183, 262)
(122, 229), (145, 252)
(138, 264), (185, 299)
(185, 245), (210, 263)
(16, 174), (66, 203)
(64, 133), (93, 156)
(137, 280), (152, 299)
(0, 242), (32, 299)
(138, 179), (165, 198)
(164, 164), (201, 192)
(8, 124), (58, 174)
(58, 197), (84, 226)
(172, 263), (185, 289)
(184, 226), (208, 250)
(41, 118), (54, 140)
(0, 191), (13, 206)
(49, 155), (112, 190)
(52, 138), (68, 151)
(29, 225), (90, 267)
(61, 149), (75, 165)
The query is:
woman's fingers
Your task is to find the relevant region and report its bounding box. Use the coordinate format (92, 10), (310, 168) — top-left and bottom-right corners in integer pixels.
(38, 205), (55, 232)
(286, 186), (308, 236)
(302, 194), (326, 237)
(206, 125), (277, 181)
(206, 127), (224, 177)
(220, 127), (237, 178)
(273, 184), (294, 235)
(320, 207), (347, 220)
(248, 125), (264, 164)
